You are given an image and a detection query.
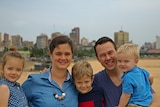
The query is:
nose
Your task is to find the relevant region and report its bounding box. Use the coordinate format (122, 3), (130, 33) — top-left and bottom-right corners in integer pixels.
(81, 83), (86, 88)
(11, 70), (17, 74)
(61, 54), (66, 59)
(105, 54), (111, 60)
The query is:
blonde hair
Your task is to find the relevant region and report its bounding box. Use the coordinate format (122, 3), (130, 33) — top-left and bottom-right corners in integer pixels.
(117, 43), (140, 59)
(71, 60), (93, 80)
(0, 51), (25, 78)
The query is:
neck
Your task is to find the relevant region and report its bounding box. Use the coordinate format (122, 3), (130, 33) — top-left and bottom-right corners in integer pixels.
(51, 67), (67, 78)
(51, 68), (67, 88)
(105, 66), (122, 86)
(106, 67), (121, 77)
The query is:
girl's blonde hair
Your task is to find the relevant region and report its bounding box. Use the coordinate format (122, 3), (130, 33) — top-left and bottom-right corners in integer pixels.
(0, 51), (25, 78)
(71, 60), (93, 80)
(117, 43), (140, 59)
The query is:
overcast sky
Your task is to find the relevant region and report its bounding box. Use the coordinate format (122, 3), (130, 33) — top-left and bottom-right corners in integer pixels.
(0, 0), (160, 46)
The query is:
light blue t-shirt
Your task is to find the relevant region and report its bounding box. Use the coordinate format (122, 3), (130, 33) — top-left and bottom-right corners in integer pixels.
(121, 66), (153, 106)
(22, 69), (78, 107)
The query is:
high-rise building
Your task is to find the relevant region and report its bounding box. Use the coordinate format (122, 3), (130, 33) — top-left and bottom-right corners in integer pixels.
(0, 32), (2, 46)
(156, 36), (160, 49)
(3, 33), (10, 47)
(81, 37), (88, 46)
(36, 33), (48, 49)
(4, 33), (9, 42)
(11, 35), (22, 49)
(70, 27), (80, 45)
(51, 32), (64, 40)
(114, 30), (129, 48)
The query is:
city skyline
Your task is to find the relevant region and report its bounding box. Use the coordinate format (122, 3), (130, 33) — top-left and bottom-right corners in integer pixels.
(0, 0), (160, 47)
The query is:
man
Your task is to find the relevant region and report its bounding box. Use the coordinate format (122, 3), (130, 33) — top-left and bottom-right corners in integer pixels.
(93, 36), (160, 107)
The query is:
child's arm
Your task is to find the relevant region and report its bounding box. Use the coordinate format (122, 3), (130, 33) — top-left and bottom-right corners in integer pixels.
(117, 93), (131, 107)
(0, 84), (10, 107)
(148, 74), (154, 85)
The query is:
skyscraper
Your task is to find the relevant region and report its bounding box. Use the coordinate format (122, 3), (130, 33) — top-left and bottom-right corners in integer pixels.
(114, 30), (129, 48)
(70, 27), (80, 45)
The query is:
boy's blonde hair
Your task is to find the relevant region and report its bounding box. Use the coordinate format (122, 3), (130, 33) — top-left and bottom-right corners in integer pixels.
(117, 43), (140, 59)
(0, 51), (25, 78)
(72, 60), (93, 80)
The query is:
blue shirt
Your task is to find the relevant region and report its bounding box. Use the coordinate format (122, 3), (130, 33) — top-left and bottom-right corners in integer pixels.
(93, 70), (122, 107)
(121, 66), (153, 106)
(0, 78), (28, 107)
(21, 69), (78, 107)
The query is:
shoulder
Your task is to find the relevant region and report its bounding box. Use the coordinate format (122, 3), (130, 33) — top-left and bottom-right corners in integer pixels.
(136, 66), (150, 76)
(94, 69), (106, 77)
(22, 71), (49, 87)
(0, 84), (10, 95)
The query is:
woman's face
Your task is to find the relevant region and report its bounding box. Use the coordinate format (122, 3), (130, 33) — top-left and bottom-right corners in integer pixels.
(50, 43), (73, 70)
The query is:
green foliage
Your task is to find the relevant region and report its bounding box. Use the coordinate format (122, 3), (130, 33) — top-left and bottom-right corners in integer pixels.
(76, 47), (95, 58)
(30, 48), (49, 58)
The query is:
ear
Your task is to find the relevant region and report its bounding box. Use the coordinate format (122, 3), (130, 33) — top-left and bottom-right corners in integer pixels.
(135, 59), (139, 64)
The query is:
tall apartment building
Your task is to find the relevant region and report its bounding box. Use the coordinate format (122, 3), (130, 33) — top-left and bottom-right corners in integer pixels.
(36, 33), (48, 49)
(0, 32), (2, 46)
(114, 30), (129, 48)
(4, 33), (9, 42)
(3, 33), (10, 47)
(51, 32), (64, 40)
(70, 27), (80, 46)
(81, 37), (88, 46)
(23, 41), (34, 49)
(11, 35), (22, 49)
(156, 36), (160, 49)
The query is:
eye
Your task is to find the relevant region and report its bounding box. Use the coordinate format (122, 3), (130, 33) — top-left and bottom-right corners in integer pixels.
(56, 52), (62, 56)
(17, 68), (22, 72)
(7, 67), (13, 70)
(65, 52), (71, 56)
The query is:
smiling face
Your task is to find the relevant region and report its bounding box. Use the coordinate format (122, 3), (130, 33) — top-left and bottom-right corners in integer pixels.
(117, 53), (138, 72)
(50, 43), (73, 70)
(117, 43), (139, 72)
(2, 56), (24, 82)
(96, 42), (118, 72)
(74, 75), (94, 94)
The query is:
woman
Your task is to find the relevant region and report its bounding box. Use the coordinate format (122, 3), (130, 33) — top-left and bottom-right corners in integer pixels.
(22, 36), (78, 107)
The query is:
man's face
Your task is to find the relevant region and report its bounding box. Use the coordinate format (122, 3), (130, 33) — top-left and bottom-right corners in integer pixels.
(96, 42), (117, 71)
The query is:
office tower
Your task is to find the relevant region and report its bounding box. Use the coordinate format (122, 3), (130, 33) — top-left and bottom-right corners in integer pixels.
(70, 27), (80, 45)
(4, 33), (9, 42)
(36, 33), (48, 49)
(3, 33), (10, 47)
(51, 32), (66, 40)
(0, 32), (2, 45)
(81, 37), (88, 46)
(114, 30), (129, 48)
(156, 36), (160, 49)
(11, 35), (23, 49)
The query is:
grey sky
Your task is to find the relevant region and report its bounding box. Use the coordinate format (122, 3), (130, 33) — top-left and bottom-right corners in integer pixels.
(0, 0), (160, 46)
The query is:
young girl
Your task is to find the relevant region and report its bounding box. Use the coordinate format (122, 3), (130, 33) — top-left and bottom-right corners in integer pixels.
(0, 51), (28, 107)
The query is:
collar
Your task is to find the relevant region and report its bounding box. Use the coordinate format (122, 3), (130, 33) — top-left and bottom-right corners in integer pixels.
(40, 67), (72, 82)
